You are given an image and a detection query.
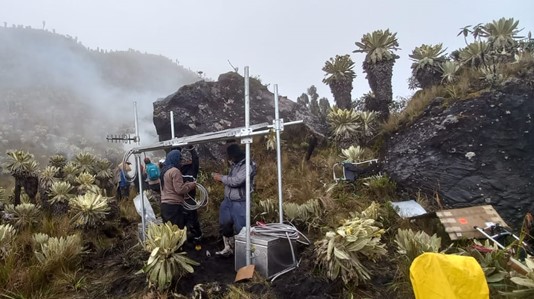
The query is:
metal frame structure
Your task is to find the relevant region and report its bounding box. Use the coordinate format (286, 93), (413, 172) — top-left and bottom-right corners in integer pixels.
(127, 66), (301, 267)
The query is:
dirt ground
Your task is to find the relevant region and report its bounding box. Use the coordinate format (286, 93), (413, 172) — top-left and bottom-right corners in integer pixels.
(75, 220), (396, 299)
(176, 237), (341, 298)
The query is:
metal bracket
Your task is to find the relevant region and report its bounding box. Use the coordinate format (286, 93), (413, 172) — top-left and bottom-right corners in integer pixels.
(273, 118), (284, 131)
(239, 128), (253, 144)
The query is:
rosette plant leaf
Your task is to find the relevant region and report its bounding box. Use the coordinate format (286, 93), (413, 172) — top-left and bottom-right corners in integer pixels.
(4, 203), (40, 229)
(0, 224), (17, 259)
(341, 145), (373, 163)
(76, 172), (97, 194)
(3, 149), (39, 205)
(33, 233), (83, 273)
(354, 29), (400, 119)
(283, 198), (322, 224)
(322, 54), (356, 109)
(327, 107), (361, 148)
(49, 181), (74, 214)
(141, 222), (199, 291)
(73, 151), (96, 174)
(440, 60), (460, 83)
(314, 209), (387, 285)
(63, 162), (81, 185)
(69, 193), (110, 229)
(49, 154), (67, 170)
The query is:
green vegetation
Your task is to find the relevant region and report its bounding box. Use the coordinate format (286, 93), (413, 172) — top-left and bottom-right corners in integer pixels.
(354, 29), (400, 119)
(322, 54), (356, 109)
(0, 16), (533, 298)
(314, 202), (386, 286)
(141, 222), (199, 290)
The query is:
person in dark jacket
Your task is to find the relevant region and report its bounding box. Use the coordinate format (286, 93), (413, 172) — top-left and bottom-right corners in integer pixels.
(179, 146), (203, 249)
(212, 143), (257, 256)
(160, 150), (196, 228)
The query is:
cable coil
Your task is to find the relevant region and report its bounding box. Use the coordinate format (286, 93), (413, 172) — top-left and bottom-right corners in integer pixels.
(251, 222), (311, 245)
(182, 175), (209, 210)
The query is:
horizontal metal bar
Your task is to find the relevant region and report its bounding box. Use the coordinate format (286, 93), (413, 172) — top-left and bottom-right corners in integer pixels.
(130, 120), (303, 154)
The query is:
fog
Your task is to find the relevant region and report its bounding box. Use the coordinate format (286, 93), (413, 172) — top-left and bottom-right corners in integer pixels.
(0, 26), (199, 164)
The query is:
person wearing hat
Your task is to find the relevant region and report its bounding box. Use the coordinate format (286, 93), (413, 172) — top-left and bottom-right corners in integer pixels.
(212, 143), (257, 256)
(179, 146), (203, 250)
(160, 149), (196, 228)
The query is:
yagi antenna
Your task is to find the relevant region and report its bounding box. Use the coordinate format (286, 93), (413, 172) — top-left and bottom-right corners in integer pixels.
(106, 134), (139, 144)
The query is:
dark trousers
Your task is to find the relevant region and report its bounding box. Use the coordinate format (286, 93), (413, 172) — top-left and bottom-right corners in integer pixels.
(117, 185), (130, 200)
(161, 203), (186, 229)
(184, 198), (202, 239)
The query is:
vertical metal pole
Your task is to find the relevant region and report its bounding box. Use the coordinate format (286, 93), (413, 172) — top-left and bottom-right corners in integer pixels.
(170, 111), (175, 138)
(274, 85), (284, 224)
(244, 66), (252, 265)
(134, 102), (146, 242)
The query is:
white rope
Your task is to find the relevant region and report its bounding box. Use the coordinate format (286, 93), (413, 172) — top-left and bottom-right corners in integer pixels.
(251, 222), (311, 245)
(182, 175), (209, 210)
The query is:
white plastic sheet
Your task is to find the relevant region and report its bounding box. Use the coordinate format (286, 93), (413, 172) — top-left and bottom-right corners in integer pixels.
(133, 191), (157, 223)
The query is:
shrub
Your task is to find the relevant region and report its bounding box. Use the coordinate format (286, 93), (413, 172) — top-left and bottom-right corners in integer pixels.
(363, 174), (397, 200)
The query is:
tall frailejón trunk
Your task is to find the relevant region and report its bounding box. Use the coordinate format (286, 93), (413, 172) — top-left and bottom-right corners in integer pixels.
(363, 59), (395, 120)
(329, 80), (353, 110)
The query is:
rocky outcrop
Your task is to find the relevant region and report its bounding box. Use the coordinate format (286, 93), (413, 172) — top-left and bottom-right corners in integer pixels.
(153, 72), (327, 160)
(383, 80), (534, 228)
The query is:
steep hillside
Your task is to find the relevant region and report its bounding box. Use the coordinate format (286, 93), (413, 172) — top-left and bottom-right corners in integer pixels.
(0, 26), (200, 165)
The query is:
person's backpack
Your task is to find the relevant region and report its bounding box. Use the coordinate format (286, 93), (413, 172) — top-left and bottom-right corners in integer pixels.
(146, 163), (160, 181)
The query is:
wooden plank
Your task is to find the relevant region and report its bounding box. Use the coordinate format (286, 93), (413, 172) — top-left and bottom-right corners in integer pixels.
(435, 205), (508, 240)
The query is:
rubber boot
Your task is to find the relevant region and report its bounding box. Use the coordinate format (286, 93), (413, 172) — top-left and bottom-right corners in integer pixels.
(216, 236), (234, 256)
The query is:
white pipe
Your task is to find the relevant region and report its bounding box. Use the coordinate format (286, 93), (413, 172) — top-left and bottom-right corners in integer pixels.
(274, 85), (284, 223)
(134, 102), (146, 242)
(170, 111), (175, 138)
(244, 66), (251, 265)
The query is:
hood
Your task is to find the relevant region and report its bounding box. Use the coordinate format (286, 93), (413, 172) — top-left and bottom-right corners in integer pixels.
(164, 150), (182, 168)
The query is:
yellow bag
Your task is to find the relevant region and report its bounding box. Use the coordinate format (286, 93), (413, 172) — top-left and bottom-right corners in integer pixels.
(410, 252), (489, 299)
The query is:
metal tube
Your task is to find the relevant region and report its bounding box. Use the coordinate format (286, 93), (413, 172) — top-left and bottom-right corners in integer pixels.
(274, 85), (284, 223)
(134, 102), (146, 242)
(129, 120), (304, 154)
(170, 111), (175, 138)
(244, 66), (251, 265)
(474, 226), (506, 249)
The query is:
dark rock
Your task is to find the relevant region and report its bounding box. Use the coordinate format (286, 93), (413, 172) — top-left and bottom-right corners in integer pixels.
(383, 81), (534, 228)
(153, 72), (328, 160)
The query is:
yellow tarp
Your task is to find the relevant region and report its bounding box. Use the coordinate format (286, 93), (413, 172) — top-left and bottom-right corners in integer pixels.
(410, 252), (489, 299)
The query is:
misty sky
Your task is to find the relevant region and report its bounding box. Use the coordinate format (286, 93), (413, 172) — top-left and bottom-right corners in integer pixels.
(3, 0), (534, 103)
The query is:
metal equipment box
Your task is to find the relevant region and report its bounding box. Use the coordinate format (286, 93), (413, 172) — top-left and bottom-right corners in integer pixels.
(234, 228), (297, 278)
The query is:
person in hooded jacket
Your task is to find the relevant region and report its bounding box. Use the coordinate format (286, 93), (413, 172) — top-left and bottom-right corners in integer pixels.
(160, 149), (196, 228)
(179, 146), (203, 249)
(211, 143), (257, 256)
